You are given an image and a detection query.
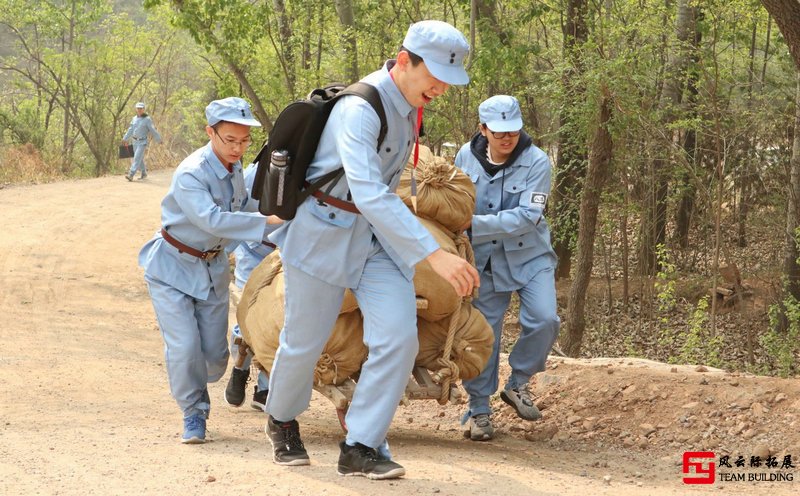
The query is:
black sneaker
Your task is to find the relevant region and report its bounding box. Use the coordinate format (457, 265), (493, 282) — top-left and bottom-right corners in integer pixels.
(250, 386), (268, 411)
(266, 417), (310, 466)
(224, 367), (249, 407)
(338, 441), (406, 480)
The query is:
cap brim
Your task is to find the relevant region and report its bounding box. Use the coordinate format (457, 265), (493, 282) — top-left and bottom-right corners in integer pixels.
(209, 117), (262, 127)
(485, 117), (523, 133)
(424, 59), (469, 86)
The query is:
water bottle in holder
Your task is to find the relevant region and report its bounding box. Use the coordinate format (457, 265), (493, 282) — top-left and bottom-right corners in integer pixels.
(270, 149), (290, 207)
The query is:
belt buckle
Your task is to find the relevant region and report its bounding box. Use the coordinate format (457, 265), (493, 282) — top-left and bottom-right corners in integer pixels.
(204, 249), (221, 260)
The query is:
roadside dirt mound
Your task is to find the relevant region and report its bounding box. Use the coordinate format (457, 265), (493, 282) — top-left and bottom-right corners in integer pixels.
(401, 357), (800, 458)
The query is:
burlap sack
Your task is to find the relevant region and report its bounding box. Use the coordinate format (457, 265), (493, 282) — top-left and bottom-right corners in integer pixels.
(314, 310), (366, 385)
(415, 302), (494, 381)
(340, 289), (358, 314)
(414, 217), (461, 321)
(397, 145), (476, 232)
(414, 217), (477, 321)
(237, 253), (284, 372)
(237, 253), (367, 385)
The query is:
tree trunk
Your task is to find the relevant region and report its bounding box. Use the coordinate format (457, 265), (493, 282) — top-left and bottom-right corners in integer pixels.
(785, 76), (800, 304)
(674, 7), (702, 248)
(474, 0), (511, 96)
(334, 0), (359, 84)
(561, 90), (613, 357)
(551, 0), (589, 280)
(272, 0), (296, 96)
(171, 0), (273, 131)
(61, 0), (77, 174)
(737, 21), (758, 248)
(761, 1), (800, 71)
(638, 0), (694, 274)
(760, 1), (800, 325)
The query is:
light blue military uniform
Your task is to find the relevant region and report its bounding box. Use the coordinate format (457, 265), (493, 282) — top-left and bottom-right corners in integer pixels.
(265, 24), (471, 450)
(454, 95), (560, 420)
(123, 102), (162, 179)
(139, 99), (266, 422)
(229, 164), (279, 391)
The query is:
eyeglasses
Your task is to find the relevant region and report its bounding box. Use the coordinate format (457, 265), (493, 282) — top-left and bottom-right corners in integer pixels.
(213, 128), (252, 148)
(483, 126), (521, 139)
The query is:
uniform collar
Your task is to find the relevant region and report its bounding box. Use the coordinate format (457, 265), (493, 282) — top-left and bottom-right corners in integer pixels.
(202, 142), (240, 178)
(379, 60), (415, 118)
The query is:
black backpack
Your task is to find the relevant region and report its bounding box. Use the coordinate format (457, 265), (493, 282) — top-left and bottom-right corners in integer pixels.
(250, 82), (387, 220)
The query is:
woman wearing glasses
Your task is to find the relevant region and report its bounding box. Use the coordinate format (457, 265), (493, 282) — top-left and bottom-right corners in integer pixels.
(454, 95), (560, 441)
(138, 97), (281, 444)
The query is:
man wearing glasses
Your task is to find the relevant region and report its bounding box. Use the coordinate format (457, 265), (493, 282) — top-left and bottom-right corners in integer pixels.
(138, 97), (281, 444)
(454, 95), (560, 441)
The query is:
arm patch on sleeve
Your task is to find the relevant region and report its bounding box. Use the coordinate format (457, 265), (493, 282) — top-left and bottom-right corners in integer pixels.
(530, 192), (548, 207)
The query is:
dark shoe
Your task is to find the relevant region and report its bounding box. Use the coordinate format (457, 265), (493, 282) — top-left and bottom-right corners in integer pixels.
(338, 441), (406, 480)
(266, 417), (310, 466)
(124, 173), (133, 182)
(465, 414), (494, 441)
(500, 385), (542, 421)
(224, 367), (249, 407)
(139, 173), (147, 180)
(250, 386), (268, 411)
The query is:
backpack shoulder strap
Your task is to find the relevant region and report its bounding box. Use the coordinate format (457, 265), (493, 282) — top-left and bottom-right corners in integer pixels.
(337, 82), (388, 149)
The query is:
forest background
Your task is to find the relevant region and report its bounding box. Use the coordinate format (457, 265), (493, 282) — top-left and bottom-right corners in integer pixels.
(2, 0), (800, 379)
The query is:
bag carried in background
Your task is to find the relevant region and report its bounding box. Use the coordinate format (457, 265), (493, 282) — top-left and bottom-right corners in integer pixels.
(250, 82), (387, 220)
(118, 144), (134, 159)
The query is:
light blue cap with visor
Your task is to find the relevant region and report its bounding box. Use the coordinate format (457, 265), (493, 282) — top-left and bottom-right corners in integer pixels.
(402, 20), (470, 86)
(479, 95), (523, 133)
(205, 97), (262, 127)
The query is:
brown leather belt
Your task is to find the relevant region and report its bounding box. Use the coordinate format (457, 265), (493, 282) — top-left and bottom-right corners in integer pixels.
(161, 228), (222, 260)
(262, 241), (277, 249)
(305, 182), (361, 214)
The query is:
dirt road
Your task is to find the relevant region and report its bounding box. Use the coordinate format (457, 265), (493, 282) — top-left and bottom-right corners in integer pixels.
(0, 169), (795, 495)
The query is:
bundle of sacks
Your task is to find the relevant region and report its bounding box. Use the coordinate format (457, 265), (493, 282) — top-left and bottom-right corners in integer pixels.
(238, 145), (494, 389)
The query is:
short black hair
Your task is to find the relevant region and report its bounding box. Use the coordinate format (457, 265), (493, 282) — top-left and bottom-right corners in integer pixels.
(398, 46), (423, 66)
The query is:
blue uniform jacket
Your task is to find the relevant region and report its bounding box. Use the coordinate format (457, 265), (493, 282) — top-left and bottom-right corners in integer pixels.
(269, 62), (440, 287)
(139, 143), (266, 300)
(454, 136), (557, 291)
(123, 115), (161, 144)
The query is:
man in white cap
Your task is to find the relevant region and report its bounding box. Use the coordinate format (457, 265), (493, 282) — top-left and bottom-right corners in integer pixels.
(122, 102), (161, 181)
(138, 96), (281, 444)
(454, 95), (560, 441)
(263, 20), (478, 479)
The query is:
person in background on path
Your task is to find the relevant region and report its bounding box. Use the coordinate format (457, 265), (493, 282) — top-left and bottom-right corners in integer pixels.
(122, 102), (162, 181)
(224, 164), (279, 411)
(263, 20), (478, 480)
(454, 95), (560, 442)
(139, 97), (281, 444)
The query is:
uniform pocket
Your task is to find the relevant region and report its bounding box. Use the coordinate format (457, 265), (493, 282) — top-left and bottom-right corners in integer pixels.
(308, 199), (357, 228)
(503, 229), (538, 252)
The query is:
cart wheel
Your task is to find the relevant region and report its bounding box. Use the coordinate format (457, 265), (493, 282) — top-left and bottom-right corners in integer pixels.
(336, 406), (349, 433)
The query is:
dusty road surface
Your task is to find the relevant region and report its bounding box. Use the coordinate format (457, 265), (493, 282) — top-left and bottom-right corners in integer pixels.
(1, 169), (798, 495)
